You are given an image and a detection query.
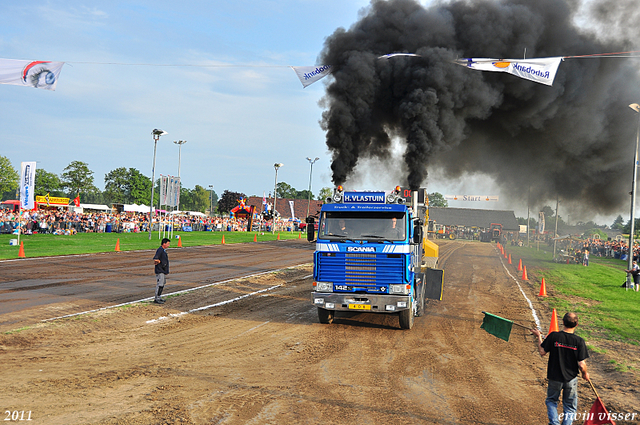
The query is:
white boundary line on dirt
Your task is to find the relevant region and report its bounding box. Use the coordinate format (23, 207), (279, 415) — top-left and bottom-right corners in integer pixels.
(146, 285), (283, 324)
(41, 263), (311, 323)
(497, 249), (542, 330)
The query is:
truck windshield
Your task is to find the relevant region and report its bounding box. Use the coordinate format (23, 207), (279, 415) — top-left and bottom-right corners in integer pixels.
(319, 211), (406, 241)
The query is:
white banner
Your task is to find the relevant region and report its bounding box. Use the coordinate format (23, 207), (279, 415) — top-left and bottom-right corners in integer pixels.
(166, 176), (180, 207)
(444, 195), (499, 201)
(20, 161), (37, 209)
(288, 200), (295, 218)
(455, 57), (563, 86)
(539, 212), (546, 234)
(0, 59), (65, 91)
(159, 175), (168, 206)
(291, 65), (332, 88)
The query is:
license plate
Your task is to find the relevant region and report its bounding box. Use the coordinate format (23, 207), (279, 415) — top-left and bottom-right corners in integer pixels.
(348, 304), (371, 311)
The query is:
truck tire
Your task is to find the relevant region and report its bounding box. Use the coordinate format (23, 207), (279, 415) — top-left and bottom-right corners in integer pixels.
(398, 300), (414, 329)
(317, 307), (334, 324)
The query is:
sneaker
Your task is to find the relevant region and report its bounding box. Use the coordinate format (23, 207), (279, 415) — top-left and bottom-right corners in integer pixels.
(154, 298), (165, 304)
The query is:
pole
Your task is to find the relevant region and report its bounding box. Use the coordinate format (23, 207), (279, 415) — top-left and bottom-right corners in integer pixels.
(553, 196), (559, 259)
(306, 157), (319, 218)
(149, 129), (167, 240)
(272, 163), (282, 234)
(174, 140), (186, 213)
(527, 185), (530, 247)
(627, 106), (640, 289)
(149, 138), (158, 240)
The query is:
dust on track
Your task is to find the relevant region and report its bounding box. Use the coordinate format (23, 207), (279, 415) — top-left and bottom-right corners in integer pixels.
(1, 241), (638, 424)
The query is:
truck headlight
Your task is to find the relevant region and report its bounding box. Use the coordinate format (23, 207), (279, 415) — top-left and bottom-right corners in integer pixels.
(389, 284), (410, 295)
(315, 282), (333, 292)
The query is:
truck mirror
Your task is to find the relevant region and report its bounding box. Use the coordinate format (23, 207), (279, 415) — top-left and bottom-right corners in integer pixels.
(306, 217), (315, 242)
(413, 221), (423, 244)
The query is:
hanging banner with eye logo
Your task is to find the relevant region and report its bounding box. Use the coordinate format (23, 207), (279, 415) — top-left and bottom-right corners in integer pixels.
(0, 58), (65, 91)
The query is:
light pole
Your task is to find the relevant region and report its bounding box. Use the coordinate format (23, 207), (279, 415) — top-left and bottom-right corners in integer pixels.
(173, 140), (187, 212)
(149, 129), (167, 239)
(627, 103), (640, 289)
(306, 157), (319, 218)
(273, 163), (283, 233)
(208, 184), (214, 217)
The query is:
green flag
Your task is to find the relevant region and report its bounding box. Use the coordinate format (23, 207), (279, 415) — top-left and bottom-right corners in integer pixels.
(481, 312), (513, 342)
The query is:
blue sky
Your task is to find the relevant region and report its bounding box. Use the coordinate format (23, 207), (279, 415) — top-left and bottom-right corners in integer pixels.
(0, 0), (372, 199)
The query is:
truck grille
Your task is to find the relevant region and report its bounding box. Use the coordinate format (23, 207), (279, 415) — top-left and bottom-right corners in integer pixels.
(317, 252), (405, 285)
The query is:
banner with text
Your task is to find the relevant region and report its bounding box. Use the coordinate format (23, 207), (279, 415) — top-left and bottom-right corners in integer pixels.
(20, 161), (37, 209)
(445, 195), (499, 201)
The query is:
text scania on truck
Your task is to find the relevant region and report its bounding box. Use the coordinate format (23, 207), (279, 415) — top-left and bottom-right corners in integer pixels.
(306, 186), (444, 329)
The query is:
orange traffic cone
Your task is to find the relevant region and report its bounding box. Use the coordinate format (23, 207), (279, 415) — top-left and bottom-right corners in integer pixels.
(221, 235), (226, 244)
(178, 236), (182, 247)
(504, 250), (508, 259)
(18, 241), (25, 258)
(539, 277), (548, 297)
(277, 233), (280, 240)
(517, 259), (523, 272)
(548, 308), (559, 335)
(522, 265), (529, 281)
(298, 231), (301, 239)
(254, 233), (257, 242)
(115, 238), (121, 252)
(508, 254), (512, 264)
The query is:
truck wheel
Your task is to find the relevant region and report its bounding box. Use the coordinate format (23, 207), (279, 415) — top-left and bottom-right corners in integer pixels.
(317, 307), (334, 324)
(398, 300), (414, 330)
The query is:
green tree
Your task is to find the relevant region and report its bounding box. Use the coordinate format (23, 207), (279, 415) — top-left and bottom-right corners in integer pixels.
(276, 182), (297, 199)
(190, 185), (210, 213)
(295, 189), (313, 200)
(35, 169), (64, 196)
(318, 187), (332, 201)
(61, 161), (98, 198)
(128, 168), (151, 204)
(428, 192), (448, 207)
(217, 190), (246, 214)
(0, 155), (19, 196)
(104, 167), (151, 205)
(612, 215), (625, 231)
(104, 167), (129, 204)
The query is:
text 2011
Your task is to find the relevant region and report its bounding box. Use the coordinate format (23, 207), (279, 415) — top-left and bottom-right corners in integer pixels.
(4, 411), (32, 421)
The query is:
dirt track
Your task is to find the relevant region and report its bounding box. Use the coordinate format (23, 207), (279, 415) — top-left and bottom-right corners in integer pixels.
(1, 240), (638, 424)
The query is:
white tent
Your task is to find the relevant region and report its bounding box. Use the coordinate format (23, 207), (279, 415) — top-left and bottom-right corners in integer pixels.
(79, 203), (111, 211)
(124, 203), (152, 213)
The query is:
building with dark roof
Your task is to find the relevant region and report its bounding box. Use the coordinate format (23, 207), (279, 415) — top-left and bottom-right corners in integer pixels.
(428, 207), (520, 231)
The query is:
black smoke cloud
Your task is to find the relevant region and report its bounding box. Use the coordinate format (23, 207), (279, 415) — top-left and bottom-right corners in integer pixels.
(319, 0), (640, 214)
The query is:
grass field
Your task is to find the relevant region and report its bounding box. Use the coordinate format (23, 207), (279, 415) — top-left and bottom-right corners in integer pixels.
(505, 243), (640, 346)
(0, 230), (304, 260)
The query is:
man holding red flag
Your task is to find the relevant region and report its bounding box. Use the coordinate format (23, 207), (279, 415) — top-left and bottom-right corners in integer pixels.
(532, 312), (589, 425)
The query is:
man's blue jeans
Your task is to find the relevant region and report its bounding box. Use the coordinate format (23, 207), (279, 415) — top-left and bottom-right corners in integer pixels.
(546, 377), (578, 425)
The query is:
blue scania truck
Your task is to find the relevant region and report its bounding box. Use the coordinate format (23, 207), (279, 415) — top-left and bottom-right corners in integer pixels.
(308, 186), (444, 329)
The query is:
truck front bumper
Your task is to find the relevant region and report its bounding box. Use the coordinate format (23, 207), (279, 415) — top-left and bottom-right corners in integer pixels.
(311, 292), (411, 313)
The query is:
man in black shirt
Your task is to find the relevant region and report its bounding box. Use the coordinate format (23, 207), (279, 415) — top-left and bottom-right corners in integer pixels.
(153, 238), (171, 304)
(532, 312), (589, 425)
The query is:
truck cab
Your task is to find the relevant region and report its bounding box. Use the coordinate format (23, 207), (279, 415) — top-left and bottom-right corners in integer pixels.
(310, 186), (443, 329)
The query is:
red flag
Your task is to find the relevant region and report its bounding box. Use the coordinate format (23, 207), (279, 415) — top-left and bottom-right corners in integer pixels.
(584, 397), (616, 425)
(73, 196), (80, 207)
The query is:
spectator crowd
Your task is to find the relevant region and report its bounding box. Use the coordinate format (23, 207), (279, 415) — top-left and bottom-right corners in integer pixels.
(0, 208), (295, 235)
